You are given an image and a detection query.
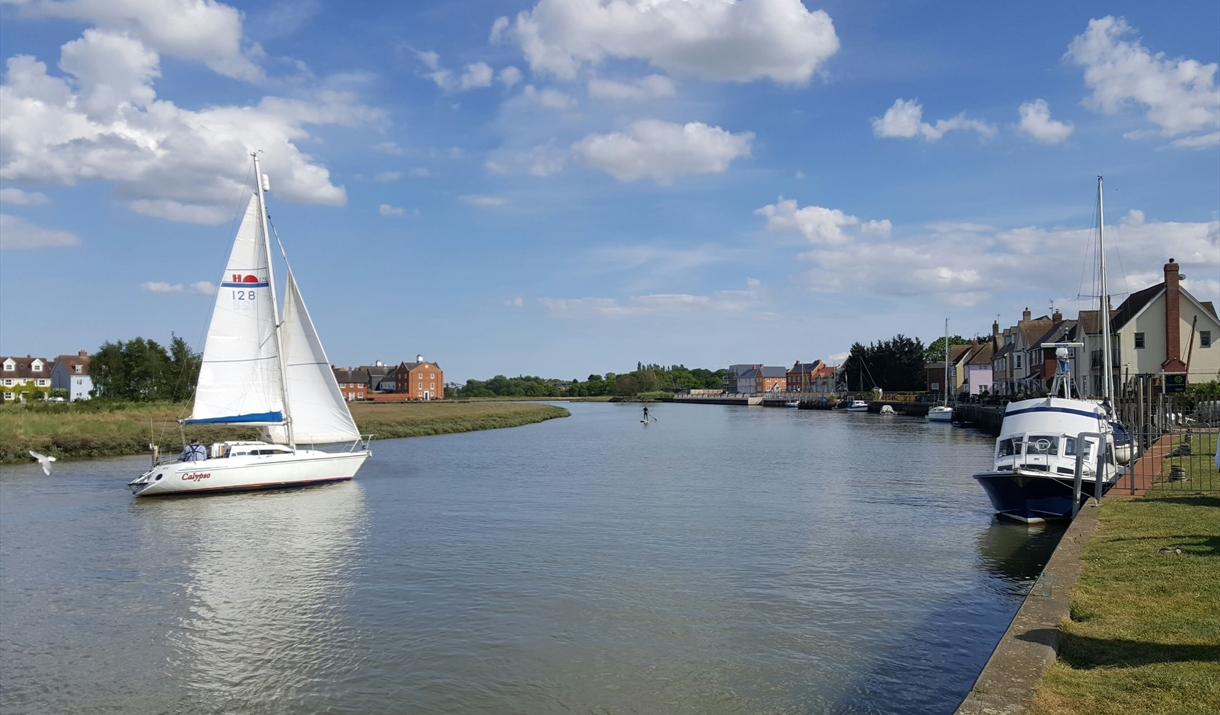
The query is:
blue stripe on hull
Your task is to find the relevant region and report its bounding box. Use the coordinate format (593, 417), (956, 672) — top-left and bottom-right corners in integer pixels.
(973, 472), (1087, 523)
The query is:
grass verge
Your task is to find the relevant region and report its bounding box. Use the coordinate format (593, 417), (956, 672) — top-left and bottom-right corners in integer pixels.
(0, 401), (569, 464)
(1031, 451), (1220, 714)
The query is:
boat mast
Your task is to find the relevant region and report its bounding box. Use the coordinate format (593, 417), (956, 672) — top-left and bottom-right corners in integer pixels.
(252, 152), (295, 449)
(1097, 176), (1114, 402)
(943, 317), (950, 407)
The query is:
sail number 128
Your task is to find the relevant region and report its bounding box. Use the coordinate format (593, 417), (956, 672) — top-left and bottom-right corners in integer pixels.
(232, 290), (256, 300)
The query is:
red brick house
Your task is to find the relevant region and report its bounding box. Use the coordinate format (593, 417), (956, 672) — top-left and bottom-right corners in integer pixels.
(787, 360), (824, 392)
(379, 355), (444, 400)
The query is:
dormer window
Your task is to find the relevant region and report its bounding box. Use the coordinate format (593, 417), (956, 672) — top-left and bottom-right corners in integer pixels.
(32, 362), (42, 372)
(3, 360), (13, 372)
(74, 365), (83, 373)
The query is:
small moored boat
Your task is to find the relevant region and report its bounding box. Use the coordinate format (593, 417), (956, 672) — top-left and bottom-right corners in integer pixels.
(845, 399), (869, 412)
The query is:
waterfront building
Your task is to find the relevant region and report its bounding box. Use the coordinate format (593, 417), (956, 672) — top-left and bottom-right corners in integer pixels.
(1072, 259), (1220, 394)
(964, 327), (997, 396)
(786, 360), (823, 392)
(1, 355), (52, 402)
(724, 364), (759, 394)
(379, 355), (445, 400)
(331, 367), (371, 401)
(810, 363), (838, 394)
(50, 350), (92, 401)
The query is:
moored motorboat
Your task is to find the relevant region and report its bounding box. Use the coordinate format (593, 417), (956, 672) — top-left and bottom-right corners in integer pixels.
(129, 154), (369, 497)
(927, 405), (954, 422)
(845, 399), (869, 412)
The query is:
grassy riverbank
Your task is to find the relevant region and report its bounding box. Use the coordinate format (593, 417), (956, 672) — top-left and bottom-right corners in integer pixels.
(0, 401), (569, 464)
(1031, 484), (1220, 714)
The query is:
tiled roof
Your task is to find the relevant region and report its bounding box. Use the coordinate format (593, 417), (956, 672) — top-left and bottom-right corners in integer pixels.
(788, 360), (822, 375)
(967, 341), (994, 365)
(52, 353), (90, 376)
(0, 356), (52, 379)
(993, 343), (1014, 359)
(760, 366), (787, 378)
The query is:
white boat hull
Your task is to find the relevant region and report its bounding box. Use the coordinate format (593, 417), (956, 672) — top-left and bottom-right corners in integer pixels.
(129, 449), (369, 497)
(927, 406), (954, 422)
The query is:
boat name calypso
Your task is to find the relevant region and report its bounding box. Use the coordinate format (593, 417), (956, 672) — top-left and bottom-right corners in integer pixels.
(182, 472), (211, 482)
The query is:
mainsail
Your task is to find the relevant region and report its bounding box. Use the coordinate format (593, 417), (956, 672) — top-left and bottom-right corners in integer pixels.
(186, 196), (285, 425)
(264, 268), (361, 445)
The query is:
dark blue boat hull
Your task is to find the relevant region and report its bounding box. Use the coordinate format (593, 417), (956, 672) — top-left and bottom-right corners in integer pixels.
(973, 471), (1093, 523)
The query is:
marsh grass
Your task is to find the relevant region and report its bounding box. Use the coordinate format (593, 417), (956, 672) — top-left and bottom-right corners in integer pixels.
(0, 401), (568, 464)
(1031, 474), (1220, 714)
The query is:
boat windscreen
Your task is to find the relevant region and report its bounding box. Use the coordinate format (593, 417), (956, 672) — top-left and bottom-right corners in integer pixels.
(1027, 436), (1060, 456)
(997, 438), (1023, 457)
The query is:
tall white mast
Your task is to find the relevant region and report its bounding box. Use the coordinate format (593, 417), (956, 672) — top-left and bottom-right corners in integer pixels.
(1098, 176), (1114, 401)
(253, 152), (294, 448)
(943, 318), (950, 406)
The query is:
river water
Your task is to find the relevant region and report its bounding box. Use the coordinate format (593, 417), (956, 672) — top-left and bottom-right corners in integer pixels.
(0, 402), (1063, 714)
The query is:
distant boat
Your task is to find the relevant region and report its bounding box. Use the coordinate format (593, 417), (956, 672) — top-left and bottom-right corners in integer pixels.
(879, 405), (896, 415)
(928, 318), (954, 422)
(128, 154), (370, 497)
(845, 399), (869, 412)
(785, 400), (800, 408)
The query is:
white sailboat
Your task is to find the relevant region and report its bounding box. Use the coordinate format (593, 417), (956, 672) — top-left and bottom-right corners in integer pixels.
(928, 318), (954, 422)
(129, 154), (370, 497)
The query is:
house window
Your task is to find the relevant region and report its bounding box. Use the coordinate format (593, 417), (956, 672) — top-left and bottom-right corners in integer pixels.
(1202, 331), (1212, 348)
(3, 393), (11, 400)
(32, 363), (41, 371)
(74, 365), (82, 373)
(431, 373), (435, 379)
(1134, 332), (1145, 349)
(1015, 355), (1022, 369)
(2, 379), (10, 387)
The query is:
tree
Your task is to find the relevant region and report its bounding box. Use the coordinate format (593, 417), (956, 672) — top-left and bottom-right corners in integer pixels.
(842, 335), (926, 392)
(91, 335), (201, 401)
(924, 334), (971, 365)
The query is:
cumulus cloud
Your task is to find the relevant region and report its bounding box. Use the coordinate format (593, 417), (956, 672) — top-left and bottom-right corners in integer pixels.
(572, 120), (753, 184)
(140, 280), (216, 295)
(790, 212), (1219, 307)
(872, 99), (996, 141)
(1067, 16), (1219, 147)
(523, 84), (577, 110)
(755, 197), (888, 245)
(416, 52), (496, 92)
(16, 0), (263, 81)
(0, 32), (383, 224)
(460, 195), (510, 207)
(587, 74), (675, 101)
(485, 141), (569, 177)
(1170, 132), (1220, 149)
(493, 0), (839, 84)
(0, 188), (50, 205)
(538, 279), (766, 319)
(0, 213), (79, 249)
(1017, 99), (1074, 144)
(499, 65), (523, 88)
(379, 203), (405, 216)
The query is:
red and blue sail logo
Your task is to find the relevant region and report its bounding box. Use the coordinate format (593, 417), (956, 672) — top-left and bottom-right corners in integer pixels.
(221, 273), (269, 288)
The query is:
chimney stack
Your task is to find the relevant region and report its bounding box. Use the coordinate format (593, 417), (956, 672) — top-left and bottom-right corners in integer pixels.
(1022, 307), (1031, 322)
(78, 349), (88, 358)
(1162, 258), (1187, 372)
(992, 320), (1000, 344)
(1052, 309), (1063, 324)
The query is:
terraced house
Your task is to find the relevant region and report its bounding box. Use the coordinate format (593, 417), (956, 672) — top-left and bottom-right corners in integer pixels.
(1, 355), (52, 402)
(378, 356), (444, 400)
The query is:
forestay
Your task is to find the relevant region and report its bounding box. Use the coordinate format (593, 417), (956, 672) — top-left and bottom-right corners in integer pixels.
(263, 268), (361, 445)
(187, 196), (285, 425)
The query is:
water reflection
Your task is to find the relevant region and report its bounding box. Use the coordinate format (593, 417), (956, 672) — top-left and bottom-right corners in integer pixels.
(975, 520), (1066, 584)
(138, 483), (367, 712)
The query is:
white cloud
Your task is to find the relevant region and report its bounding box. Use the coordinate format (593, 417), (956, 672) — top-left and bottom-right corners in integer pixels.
(791, 212), (1219, 308)
(755, 197), (888, 245)
(1067, 16), (1219, 146)
(459, 62), (494, 90)
(140, 280), (216, 295)
(589, 244), (738, 274)
(494, 0), (839, 84)
(460, 195), (510, 207)
(486, 141), (569, 177)
(1017, 99), (1074, 144)
(0, 188), (50, 205)
(499, 65), (523, 88)
(872, 99), (996, 141)
(373, 141), (405, 155)
(375, 171), (401, 182)
(523, 84), (577, 110)
(0, 213), (79, 249)
(379, 203), (405, 216)
(1170, 131), (1220, 149)
(587, 74), (675, 101)
(538, 280), (766, 319)
(572, 120), (753, 184)
(504, 296), (524, 307)
(416, 52), (496, 92)
(19, 0), (262, 81)
(0, 32), (383, 224)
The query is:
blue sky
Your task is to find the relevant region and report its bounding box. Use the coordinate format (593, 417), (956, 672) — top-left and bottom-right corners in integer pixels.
(1, 0), (1217, 381)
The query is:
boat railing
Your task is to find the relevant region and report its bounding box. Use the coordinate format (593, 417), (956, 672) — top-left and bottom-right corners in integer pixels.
(1071, 431), (1106, 518)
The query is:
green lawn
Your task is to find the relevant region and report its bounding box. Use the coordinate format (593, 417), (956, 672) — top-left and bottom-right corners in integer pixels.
(1032, 442), (1220, 715)
(0, 401), (569, 464)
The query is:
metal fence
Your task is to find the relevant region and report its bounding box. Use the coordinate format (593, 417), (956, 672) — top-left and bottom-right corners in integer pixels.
(1114, 389), (1220, 493)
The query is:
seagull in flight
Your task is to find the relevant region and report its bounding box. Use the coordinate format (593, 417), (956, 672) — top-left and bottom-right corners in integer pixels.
(29, 450), (56, 475)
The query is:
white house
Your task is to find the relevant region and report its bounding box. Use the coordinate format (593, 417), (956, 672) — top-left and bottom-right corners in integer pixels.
(1, 355), (53, 402)
(51, 350), (93, 401)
